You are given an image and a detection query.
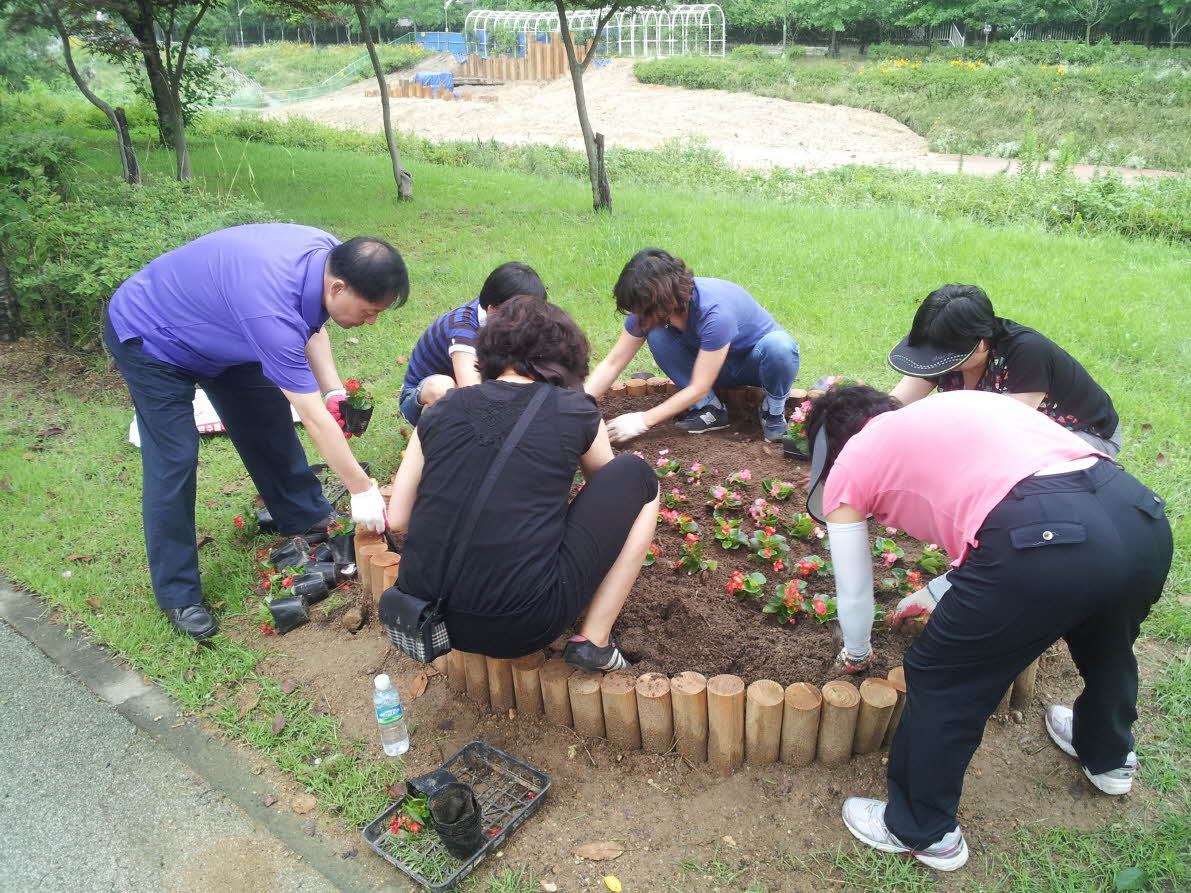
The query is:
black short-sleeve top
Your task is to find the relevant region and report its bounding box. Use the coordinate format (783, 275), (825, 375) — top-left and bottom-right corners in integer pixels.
(934, 318), (1118, 439)
(397, 380), (601, 616)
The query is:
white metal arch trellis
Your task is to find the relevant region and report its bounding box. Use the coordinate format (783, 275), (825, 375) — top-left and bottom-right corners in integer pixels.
(463, 5), (725, 59)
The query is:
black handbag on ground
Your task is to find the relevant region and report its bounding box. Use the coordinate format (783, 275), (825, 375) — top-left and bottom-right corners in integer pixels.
(379, 384), (549, 663)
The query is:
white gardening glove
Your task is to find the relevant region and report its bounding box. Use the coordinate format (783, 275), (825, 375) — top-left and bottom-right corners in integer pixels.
(607, 411), (650, 444)
(892, 573), (950, 627)
(350, 482), (387, 534)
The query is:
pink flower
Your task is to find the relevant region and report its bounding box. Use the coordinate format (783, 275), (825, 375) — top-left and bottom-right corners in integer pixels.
(711, 486), (727, 500)
(731, 491), (742, 502)
(813, 526), (825, 539)
(684, 533), (699, 544)
(927, 543), (939, 552)
(764, 526), (776, 536)
(882, 552), (898, 567)
(885, 526), (897, 535)
(772, 559), (785, 572)
(790, 407), (805, 423)
(658, 449), (670, 456)
(813, 598), (827, 616)
(736, 469), (752, 481)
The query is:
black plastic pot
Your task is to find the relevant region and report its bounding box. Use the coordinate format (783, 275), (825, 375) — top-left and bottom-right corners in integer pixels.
(307, 561), (338, 589)
(268, 596), (310, 634)
(428, 783), (485, 861)
(290, 572), (328, 605)
(341, 403), (373, 436)
(328, 534), (355, 566)
(269, 537), (311, 571)
(407, 769), (459, 799)
(783, 434), (810, 462)
(310, 541), (334, 563)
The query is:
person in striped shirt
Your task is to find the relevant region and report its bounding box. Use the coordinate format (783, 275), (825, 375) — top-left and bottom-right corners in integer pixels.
(399, 262), (547, 424)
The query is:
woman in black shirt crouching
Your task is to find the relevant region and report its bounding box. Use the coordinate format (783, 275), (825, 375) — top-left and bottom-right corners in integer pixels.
(386, 295), (659, 671)
(888, 284), (1121, 456)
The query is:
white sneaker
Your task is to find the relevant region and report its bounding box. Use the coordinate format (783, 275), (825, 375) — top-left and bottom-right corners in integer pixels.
(1045, 705), (1138, 795)
(841, 797), (969, 872)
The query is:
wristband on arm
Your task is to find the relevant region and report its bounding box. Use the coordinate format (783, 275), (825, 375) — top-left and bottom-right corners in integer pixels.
(826, 519), (874, 659)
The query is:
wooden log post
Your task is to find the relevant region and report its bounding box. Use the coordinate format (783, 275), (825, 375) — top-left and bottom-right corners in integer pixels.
(569, 670), (606, 739)
(626, 378), (648, 398)
(1011, 658), (1039, 710)
(883, 667), (907, 748)
(601, 671), (642, 750)
(707, 674), (745, 775)
(354, 528), (382, 558)
(609, 381), (627, 396)
(665, 380), (678, 394)
(635, 672), (673, 754)
(446, 650), (467, 693)
(745, 680), (784, 767)
(540, 658), (575, 727)
(464, 652), (490, 708)
(854, 678), (898, 754)
(371, 552), (399, 602)
(431, 654), (450, 676)
(355, 543), (387, 597)
(511, 652), (545, 717)
(647, 376), (668, 395)
(817, 680), (860, 767)
(995, 683), (1013, 715)
(486, 657), (516, 714)
(780, 682), (822, 767)
(670, 671), (708, 764)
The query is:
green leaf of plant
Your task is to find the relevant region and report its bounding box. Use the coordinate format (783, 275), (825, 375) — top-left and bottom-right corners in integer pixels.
(1114, 867), (1146, 891)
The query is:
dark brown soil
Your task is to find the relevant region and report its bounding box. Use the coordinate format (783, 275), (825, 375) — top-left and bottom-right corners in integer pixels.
(600, 390), (931, 685)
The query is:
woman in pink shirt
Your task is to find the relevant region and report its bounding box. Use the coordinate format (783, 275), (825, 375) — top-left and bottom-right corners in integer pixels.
(802, 387), (1170, 872)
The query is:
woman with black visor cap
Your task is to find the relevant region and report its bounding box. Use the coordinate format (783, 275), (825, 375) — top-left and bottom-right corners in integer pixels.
(801, 385), (1170, 872)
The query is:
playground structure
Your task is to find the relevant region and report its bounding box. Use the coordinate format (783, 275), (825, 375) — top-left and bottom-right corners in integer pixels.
(456, 33), (594, 82)
(463, 5), (726, 59)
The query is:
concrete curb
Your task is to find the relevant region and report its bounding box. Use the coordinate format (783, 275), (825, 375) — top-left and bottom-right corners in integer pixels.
(0, 581), (404, 893)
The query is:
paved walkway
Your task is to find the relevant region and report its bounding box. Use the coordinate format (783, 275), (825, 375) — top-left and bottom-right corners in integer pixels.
(0, 585), (401, 893)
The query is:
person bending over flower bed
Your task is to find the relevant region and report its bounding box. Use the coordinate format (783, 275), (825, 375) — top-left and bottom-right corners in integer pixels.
(802, 386), (1170, 872)
(586, 248), (801, 444)
(888, 284), (1121, 456)
(398, 262), (548, 425)
(385, 296), (659, 671)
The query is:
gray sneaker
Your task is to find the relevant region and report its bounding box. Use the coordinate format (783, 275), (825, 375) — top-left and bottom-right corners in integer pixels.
(759, 407), (787, 443)
(675, 404), (729, 434)
(1045, 705), (1138, 795)
(841, 797), (969, 872)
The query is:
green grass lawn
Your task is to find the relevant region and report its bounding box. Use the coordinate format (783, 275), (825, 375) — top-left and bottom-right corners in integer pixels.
(2, 133), (1188, 890)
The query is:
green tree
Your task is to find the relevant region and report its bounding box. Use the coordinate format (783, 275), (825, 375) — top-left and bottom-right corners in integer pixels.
(1057, 0), (1121, 43)
(787, 0), (884, 55)
(1161, 0), (1191, 46)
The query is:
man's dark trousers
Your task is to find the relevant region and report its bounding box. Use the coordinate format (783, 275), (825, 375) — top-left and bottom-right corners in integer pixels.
(884, 460), (1171, 849)
(104, 313), (333, 610)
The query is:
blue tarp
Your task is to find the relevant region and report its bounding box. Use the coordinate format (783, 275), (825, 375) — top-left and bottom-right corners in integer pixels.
(415, 31), (467, 54)
(414, 72), (455, 92)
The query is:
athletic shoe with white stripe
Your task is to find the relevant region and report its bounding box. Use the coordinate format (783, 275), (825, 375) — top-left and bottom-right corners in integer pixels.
(563, 635), (631, 672)
(1045, 705), (1138, 795)
(674, 404), (730, 434)
(841, 797), (969, 872)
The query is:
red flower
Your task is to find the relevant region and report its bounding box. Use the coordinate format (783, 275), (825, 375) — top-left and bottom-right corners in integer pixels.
(262, 580), (272, 591)
(389, 817), (401, 835)
(773, 559), (785, 572)
(233, 515), (244, 529)
(256, 549), (267, 558)
(525, 791), (535, 800)
(259, 623), (277, 635)
(345, 379), (361, 393)
(788, 615), (797, 624)
(813, 598), (827, 616)
(907, 570), (922, 583)
(764, 526), (776, 536)
(489, 827), (501, 838)
(684, 533), (699, 544)
(281, 576), (293, 588)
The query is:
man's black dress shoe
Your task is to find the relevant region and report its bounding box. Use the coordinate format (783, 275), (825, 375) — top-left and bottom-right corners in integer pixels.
(164, 605), (219, 639)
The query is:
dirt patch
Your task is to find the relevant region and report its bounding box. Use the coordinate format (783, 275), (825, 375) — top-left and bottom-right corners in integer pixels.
(0, 337), (124, 398)
(265, 59), (931, 174)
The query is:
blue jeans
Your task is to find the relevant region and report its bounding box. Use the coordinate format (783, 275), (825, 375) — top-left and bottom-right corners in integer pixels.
(646, 328), (800, 416)
(399, 381), (424, 425)
(104, 312), (332, 609)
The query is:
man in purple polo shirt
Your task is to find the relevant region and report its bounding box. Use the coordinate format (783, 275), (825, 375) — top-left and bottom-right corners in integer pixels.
(104, 223), (408, 639)
(586, 248), (801, 443)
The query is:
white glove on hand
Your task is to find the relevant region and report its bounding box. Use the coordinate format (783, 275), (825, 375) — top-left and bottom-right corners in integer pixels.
(607, 412), (650, 444)
(350, 482), (387, 534)
(892, 574), (950, 626)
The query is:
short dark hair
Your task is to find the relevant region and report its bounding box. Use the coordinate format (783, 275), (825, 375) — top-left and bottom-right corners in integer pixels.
(613, 248), (694, 329)
(476, 295), (590, 390)
(328, 237), (409, 306)
(908, 284), (1002, 352)
(478, 262), (548, 310)
(804, 385), (901, 483)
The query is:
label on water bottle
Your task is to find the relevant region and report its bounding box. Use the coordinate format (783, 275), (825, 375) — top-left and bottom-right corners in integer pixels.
(377, 702), (404, 725)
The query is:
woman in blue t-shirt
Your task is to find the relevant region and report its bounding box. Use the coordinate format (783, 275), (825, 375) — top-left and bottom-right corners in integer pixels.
(586, 249), (801, 444)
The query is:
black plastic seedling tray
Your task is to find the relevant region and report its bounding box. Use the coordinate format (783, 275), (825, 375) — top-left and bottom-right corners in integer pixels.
(362, 741), (551, 891)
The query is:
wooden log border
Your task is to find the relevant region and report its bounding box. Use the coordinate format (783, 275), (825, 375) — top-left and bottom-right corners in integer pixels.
(385, 378), (1047, 773)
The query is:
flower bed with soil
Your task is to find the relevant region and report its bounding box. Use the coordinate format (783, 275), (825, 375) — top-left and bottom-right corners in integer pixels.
(600, 388), (943, 686)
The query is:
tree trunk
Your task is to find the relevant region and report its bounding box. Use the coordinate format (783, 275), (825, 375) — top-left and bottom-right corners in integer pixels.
(51, 11), (142, 185)
(1086, 23), (1092, 46)
(594, 132), (611, 212)
(0, 245), (20, 342)
(830, 30), (838, 57)
(120, 9), (180, 150)
(555, 2), (613, 213)
(355, 3), (413, 200)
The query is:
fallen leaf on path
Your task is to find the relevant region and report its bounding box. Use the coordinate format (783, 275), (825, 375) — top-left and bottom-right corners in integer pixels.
(0, 473), (11, 493)
(346, 337), (360, 344)
(195, 535), (214, 549)
(574, 841), (624, 861)
(38, 426), (65, 438)
(386, 782), (407, 800)
(67, 554), (94, 562)
(270, 713), (287, 735)
(237, 686), (262, 717)
(396, 355), (408, 364)
(409, 672), (428, 699)
(112, 453), (125, 462)
(280, 678), (298, 694)
(1140, 423), (1152, 432)
(604, 877), (622, 893)
(263, 795), (278, 807)
(183, 667), (194, 683)
(84, 598), (100, 610)
(220, 484), (240, 493)
(212, 601), (225, 611)
(205, 499), (220, 508)
(292, 793), (317, 815)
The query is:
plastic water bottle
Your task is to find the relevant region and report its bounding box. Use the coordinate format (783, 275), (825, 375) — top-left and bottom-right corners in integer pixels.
(373, 674), (409, 756)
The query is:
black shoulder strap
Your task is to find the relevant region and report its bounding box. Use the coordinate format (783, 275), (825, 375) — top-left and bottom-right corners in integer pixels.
(438, 383), (550, 599)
